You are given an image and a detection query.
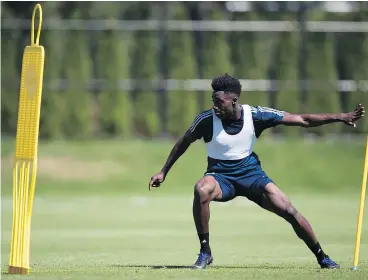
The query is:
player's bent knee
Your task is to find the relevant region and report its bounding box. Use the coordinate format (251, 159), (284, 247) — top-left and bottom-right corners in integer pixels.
(194, 177), (217, 203)
(194, 186), (210, 204)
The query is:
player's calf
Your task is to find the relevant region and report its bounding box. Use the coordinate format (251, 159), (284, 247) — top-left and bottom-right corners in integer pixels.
(192, 176), (222, 267)
(262, 183), (340, 269)
(284, 207), (340, 268)
(193, 177), (218, 253)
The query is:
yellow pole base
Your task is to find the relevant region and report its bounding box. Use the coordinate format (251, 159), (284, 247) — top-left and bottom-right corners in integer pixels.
(8, 266), (29, 275)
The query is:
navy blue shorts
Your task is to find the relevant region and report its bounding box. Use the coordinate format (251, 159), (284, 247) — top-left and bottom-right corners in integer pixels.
(204, 165), (273, 206)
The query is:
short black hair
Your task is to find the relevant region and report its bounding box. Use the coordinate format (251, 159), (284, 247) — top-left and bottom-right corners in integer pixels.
(211, 73), (241, 97)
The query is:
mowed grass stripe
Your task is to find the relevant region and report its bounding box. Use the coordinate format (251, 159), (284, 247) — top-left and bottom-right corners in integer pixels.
(1, 139), (366, 196)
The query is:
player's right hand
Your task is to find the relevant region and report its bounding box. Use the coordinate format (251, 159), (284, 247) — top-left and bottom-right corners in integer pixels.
(149, 171), (166, 191)
(342, 103), (365, 127)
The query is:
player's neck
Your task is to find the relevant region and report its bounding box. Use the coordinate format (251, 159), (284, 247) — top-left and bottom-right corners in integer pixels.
(229, 104), (242, 120)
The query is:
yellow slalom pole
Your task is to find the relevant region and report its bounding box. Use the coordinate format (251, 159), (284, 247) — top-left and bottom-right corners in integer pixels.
(352, 136), (368, 271)
(8, 3), (45, 275)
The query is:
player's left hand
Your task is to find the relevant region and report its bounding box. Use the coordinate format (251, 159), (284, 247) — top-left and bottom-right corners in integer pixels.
(149, 171), (166, 191)
(342, 104), (365, 127)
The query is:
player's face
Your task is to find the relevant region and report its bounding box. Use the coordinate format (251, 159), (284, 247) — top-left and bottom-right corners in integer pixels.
(212, 91), (235, 119)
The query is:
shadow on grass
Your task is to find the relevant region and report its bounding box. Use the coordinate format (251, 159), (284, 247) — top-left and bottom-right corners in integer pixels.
(110, 264), (299, 270)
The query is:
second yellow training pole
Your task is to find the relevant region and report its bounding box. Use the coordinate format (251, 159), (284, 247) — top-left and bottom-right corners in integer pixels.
(352, 136), (368, 271)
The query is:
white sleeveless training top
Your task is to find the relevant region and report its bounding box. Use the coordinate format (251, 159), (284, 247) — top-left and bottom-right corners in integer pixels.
(205, 104), (256, 160)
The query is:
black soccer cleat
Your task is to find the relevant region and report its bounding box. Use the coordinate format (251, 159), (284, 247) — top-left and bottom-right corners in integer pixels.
(318, 255), (340, 269)
(192, 252), (213, 269)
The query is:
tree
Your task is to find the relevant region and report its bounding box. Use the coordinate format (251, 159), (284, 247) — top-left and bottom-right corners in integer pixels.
(91, 2), (133, 138)
(347, 34), (368, 135)
(167, 3), (197, 137)
(39, 2), (67, 139)
(230, 10), (278, 138)
(271, 11), (302, 137)
(333, 8), (368, 135)
(1, 7), (20, 135)
(61, 9), (93, 138)
(229, 10), (275, 141)
(127, 3), (159, 138)
(305, 11), (340, 136)
(202, 5), (232, 110)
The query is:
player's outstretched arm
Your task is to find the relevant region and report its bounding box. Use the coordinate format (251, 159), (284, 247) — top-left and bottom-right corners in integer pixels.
(279, 104), (365, 128)
(149, 130), (196, 191)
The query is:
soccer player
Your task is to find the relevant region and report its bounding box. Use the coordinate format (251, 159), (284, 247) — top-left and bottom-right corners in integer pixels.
(148, 74), (365, 270)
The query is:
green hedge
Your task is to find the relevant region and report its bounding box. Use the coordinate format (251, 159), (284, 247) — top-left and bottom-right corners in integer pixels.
(1, 4), (367, 139)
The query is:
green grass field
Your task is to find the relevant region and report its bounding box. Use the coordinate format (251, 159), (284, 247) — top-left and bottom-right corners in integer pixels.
(1, 138), (368, 279)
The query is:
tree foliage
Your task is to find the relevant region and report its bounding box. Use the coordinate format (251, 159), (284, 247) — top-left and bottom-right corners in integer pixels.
(1, 3), (366, 139)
